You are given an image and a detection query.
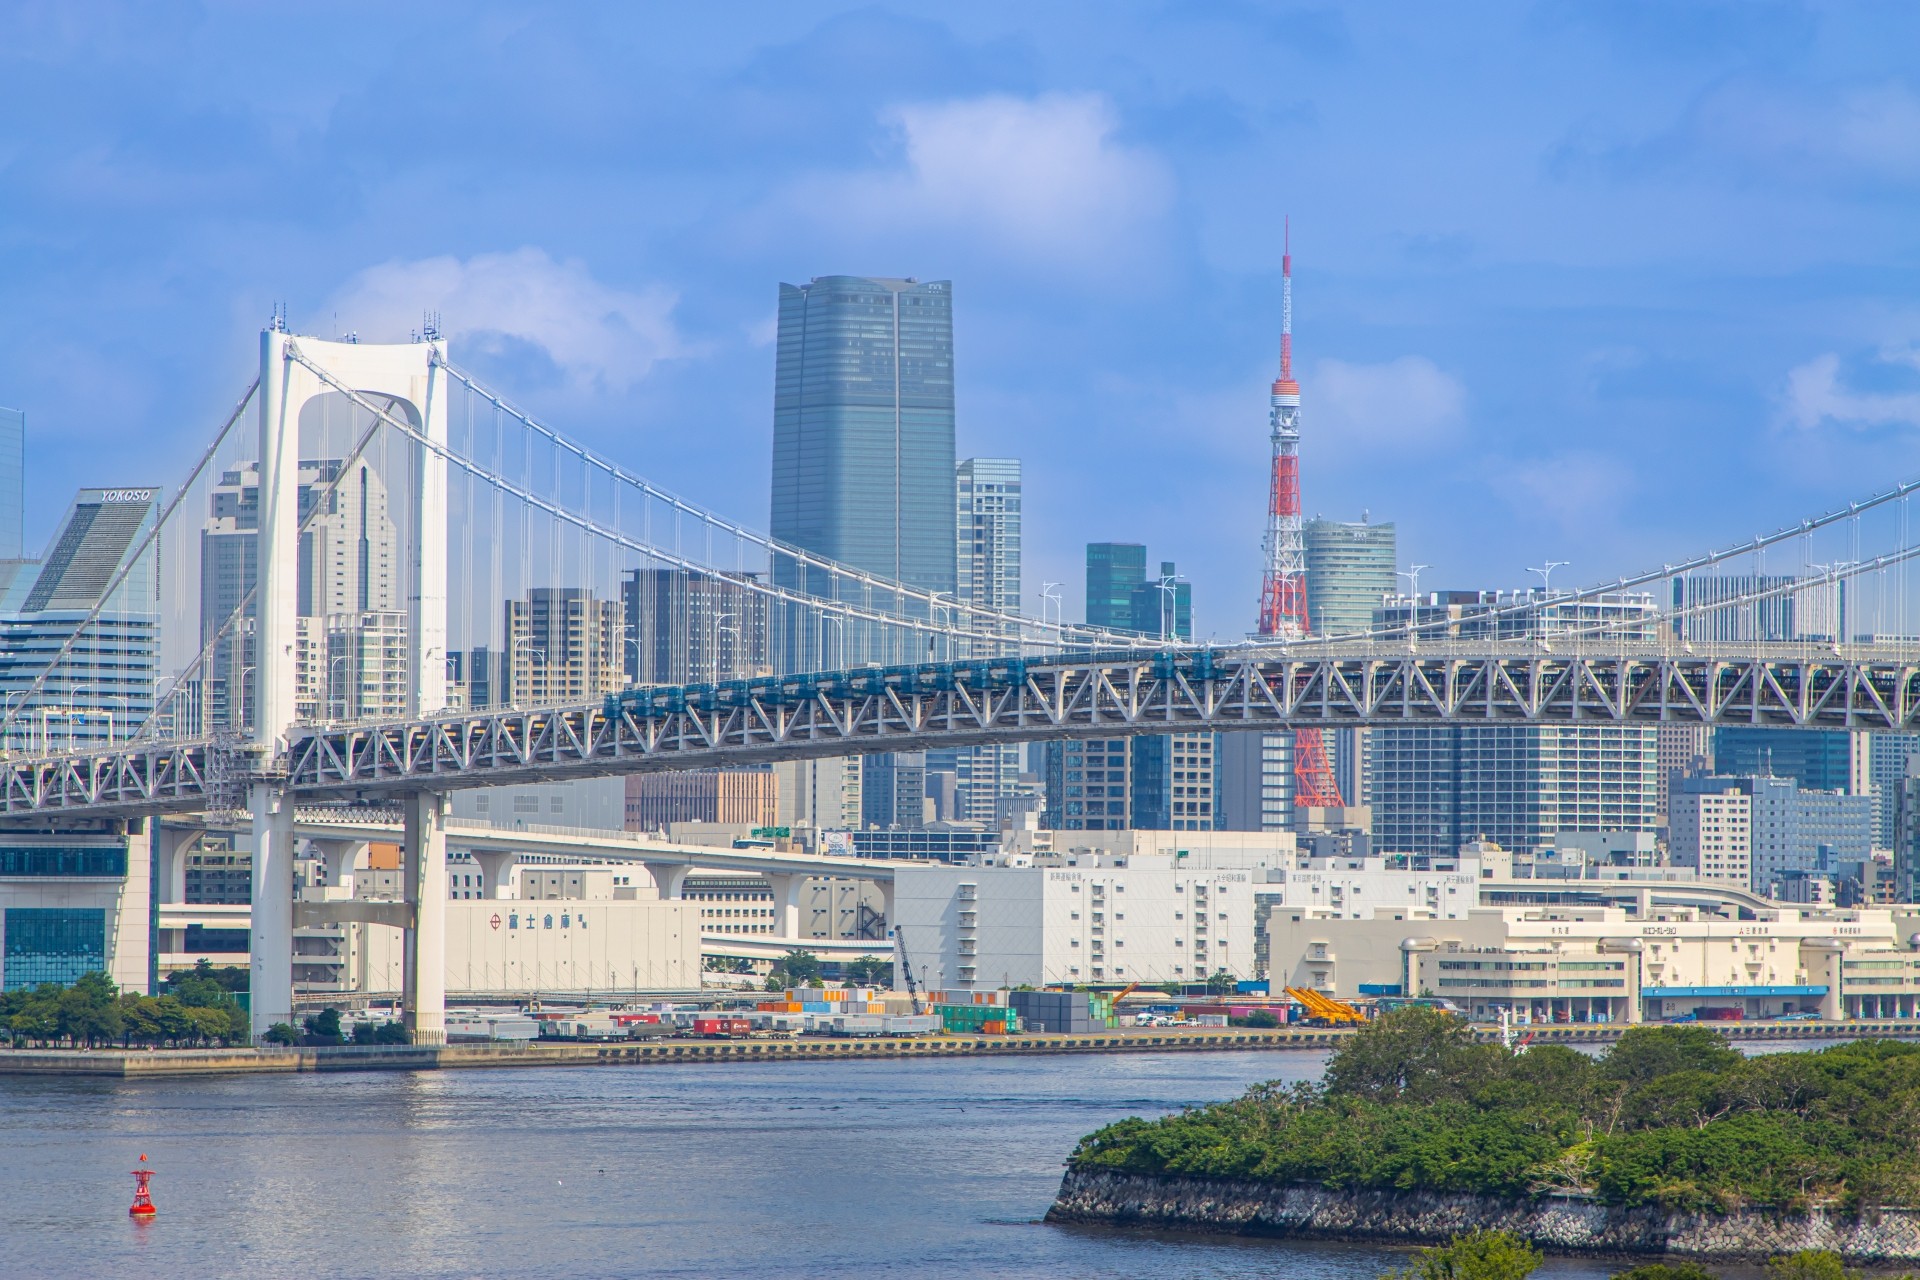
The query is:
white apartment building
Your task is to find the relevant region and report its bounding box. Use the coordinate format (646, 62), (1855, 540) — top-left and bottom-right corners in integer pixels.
(890, 855), (1257, 991)
(1669, 789), (1753, 887)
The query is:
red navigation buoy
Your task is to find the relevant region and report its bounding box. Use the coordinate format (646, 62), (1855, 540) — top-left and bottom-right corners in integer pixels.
(129, 1154), (157, 1218)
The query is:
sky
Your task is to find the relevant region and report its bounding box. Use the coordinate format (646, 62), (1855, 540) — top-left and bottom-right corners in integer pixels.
(3, 2), (1919, 640)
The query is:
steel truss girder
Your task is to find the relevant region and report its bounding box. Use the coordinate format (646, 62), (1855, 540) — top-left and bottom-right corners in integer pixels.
(4, 650), (1920, 820)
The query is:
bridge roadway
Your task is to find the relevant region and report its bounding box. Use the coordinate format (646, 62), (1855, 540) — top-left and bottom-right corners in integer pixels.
(8, 642), (1920, 822)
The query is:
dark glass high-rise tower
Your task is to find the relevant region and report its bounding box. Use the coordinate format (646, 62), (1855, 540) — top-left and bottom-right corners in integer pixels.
(771, 276), (957, 595)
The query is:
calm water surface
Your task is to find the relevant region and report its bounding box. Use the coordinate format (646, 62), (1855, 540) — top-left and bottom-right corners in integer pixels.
(0, 1048), (1710, 1279)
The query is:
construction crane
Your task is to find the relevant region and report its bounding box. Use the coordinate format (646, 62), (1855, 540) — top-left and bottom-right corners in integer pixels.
(1284, 985), (1366, 1025)
(893, 928), (924, 1016)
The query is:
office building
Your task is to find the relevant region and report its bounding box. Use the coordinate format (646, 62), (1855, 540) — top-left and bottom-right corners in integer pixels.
(890, 853), (1259, 991)
(621, 566), (770, 686)
(199, 458), (400, 732)
(1656, 724), (1713, 818)
(0, 829), (151, 993)
(933, 459), (1025, 826)
(1367, 590), (1662, 856)
(0, 487), (162, 750)
(1871, 733), (1920, 849)
(1670, 768), (1875, 893)
(1085, 542), (1147, 632)
(771, 275), (955, 813)
(625, 769), (777, 832)
(505, 587), (624, 705)
(1303, 516), (1396, 805)
(862, 751), (928, 829)
(1712, 727), (1863, 796)
(0, 406), (21, 560)
(770, 275), (955, 661)
(1303, 517), (1395, 637)
(1046, 545), (1208, 831)
(774, 757), (863, 833)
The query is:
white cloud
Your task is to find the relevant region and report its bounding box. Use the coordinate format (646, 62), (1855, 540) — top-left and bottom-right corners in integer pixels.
(784, 93), (1172, 266)
(1310, 356), (1466, 452)
(1783, 350), (1920, 432)
(328, 248), (690, 392)
(1685, 80), (1920, 184)
(1492, 451), (1634, 533)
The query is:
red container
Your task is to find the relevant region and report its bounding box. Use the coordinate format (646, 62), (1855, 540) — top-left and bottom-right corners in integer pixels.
(692, 1017), (753, 1037)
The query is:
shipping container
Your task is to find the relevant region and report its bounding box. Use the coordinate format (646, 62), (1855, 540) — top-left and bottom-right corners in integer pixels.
(691, 1016), (754, 1038)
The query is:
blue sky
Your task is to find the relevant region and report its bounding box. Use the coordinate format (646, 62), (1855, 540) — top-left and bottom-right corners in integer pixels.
(3, 2), (1919, 639)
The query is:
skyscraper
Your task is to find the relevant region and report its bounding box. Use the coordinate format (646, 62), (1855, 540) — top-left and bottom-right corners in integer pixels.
(621, 567), (770, 686)
(504, 587), (624, 705)
(1304, 517), (1396, 804)
(1085, 542), (1147, 630)
(771, 276), (957, 822)
(1045, 546), (1209, 831)
(0, 486), (161, 750)
(1304, 517), (1395, 638)
(945, 458), (1022, 825)
(0, 406), (22, 561)
(198, 459), (400, 731)
(1368, 590), (1663, 855)
(771, 275), (956, 600)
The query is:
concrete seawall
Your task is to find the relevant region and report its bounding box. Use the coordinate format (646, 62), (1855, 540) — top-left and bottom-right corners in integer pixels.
(1046, 1170), (1920, 1263)
(4, 1019), (1917, 1078)
(0, 1028), (1345, 1077)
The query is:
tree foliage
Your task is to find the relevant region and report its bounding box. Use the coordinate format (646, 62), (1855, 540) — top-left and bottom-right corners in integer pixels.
(1070, 1010), (1920, 1214)
(0, 968), (248, 1048)
(1381, 1229), (1542, 1280)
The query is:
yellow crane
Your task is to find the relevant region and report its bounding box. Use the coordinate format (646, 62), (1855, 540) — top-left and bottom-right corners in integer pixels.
(1284, 986), (1366, 1025)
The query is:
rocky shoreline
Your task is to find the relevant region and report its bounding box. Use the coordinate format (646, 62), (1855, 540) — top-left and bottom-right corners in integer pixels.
(1045, 1168), (1920, 1262)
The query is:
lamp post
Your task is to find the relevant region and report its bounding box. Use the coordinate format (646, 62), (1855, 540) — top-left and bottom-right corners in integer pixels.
(820, 614), (844, 670)
(509, 637), (545, 709)
(1156, 574), (1179, 641)
(328, 654), (351, 722)
(710, 612), (737, 683)
(1039, 582), (1063, 630)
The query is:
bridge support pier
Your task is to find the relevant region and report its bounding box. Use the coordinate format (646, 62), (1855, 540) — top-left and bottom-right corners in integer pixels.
(309, 838), (368, 895)
(402, 791), (449, 1046)
(646, 861), (690, 899)
(764, 873), (805, 942)
(471, 848), (518, 899)
(155, 825), (202, 907)
(249, 785), (296, 1040)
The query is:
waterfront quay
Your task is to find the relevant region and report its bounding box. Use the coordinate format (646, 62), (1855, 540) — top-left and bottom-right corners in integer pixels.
(5, 1018), (1917, 1077)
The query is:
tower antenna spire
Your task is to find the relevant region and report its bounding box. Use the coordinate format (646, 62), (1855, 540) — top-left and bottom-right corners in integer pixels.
(1254, 220), (1344, 808)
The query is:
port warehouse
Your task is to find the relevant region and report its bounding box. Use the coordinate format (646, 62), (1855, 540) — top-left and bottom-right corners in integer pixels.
(16, 820), (1920, 1028)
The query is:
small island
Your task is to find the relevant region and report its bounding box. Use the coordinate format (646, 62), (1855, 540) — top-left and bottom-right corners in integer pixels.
(1050, 1010), (1920, 1263)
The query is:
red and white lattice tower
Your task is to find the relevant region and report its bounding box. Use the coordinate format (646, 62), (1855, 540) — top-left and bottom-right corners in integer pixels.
(1255, 225), (1344, 808)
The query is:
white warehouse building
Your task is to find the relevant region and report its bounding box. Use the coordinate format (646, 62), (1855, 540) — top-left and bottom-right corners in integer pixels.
(890, 854), (1258, 992)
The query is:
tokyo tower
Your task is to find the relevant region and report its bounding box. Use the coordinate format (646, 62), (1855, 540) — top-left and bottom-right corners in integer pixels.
(1256, 224), (1344, 808)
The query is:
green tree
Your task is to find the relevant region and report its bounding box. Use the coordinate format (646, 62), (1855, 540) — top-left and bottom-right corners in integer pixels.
(1766, 1252), (1859, 1280)
(1206, 969), (1237, 995)
(262, 1022), (298, 1046)
(772, 950), (823, 986)
(303, 1007), (344, 1044)
(1325, 1007), (1504, 1102)
(1601, 1026), (1740, 1086)
(1610, 1264), (1720, 1280)
(1381, 1229), (1542, 1280)
(842, 956), (891, 988)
